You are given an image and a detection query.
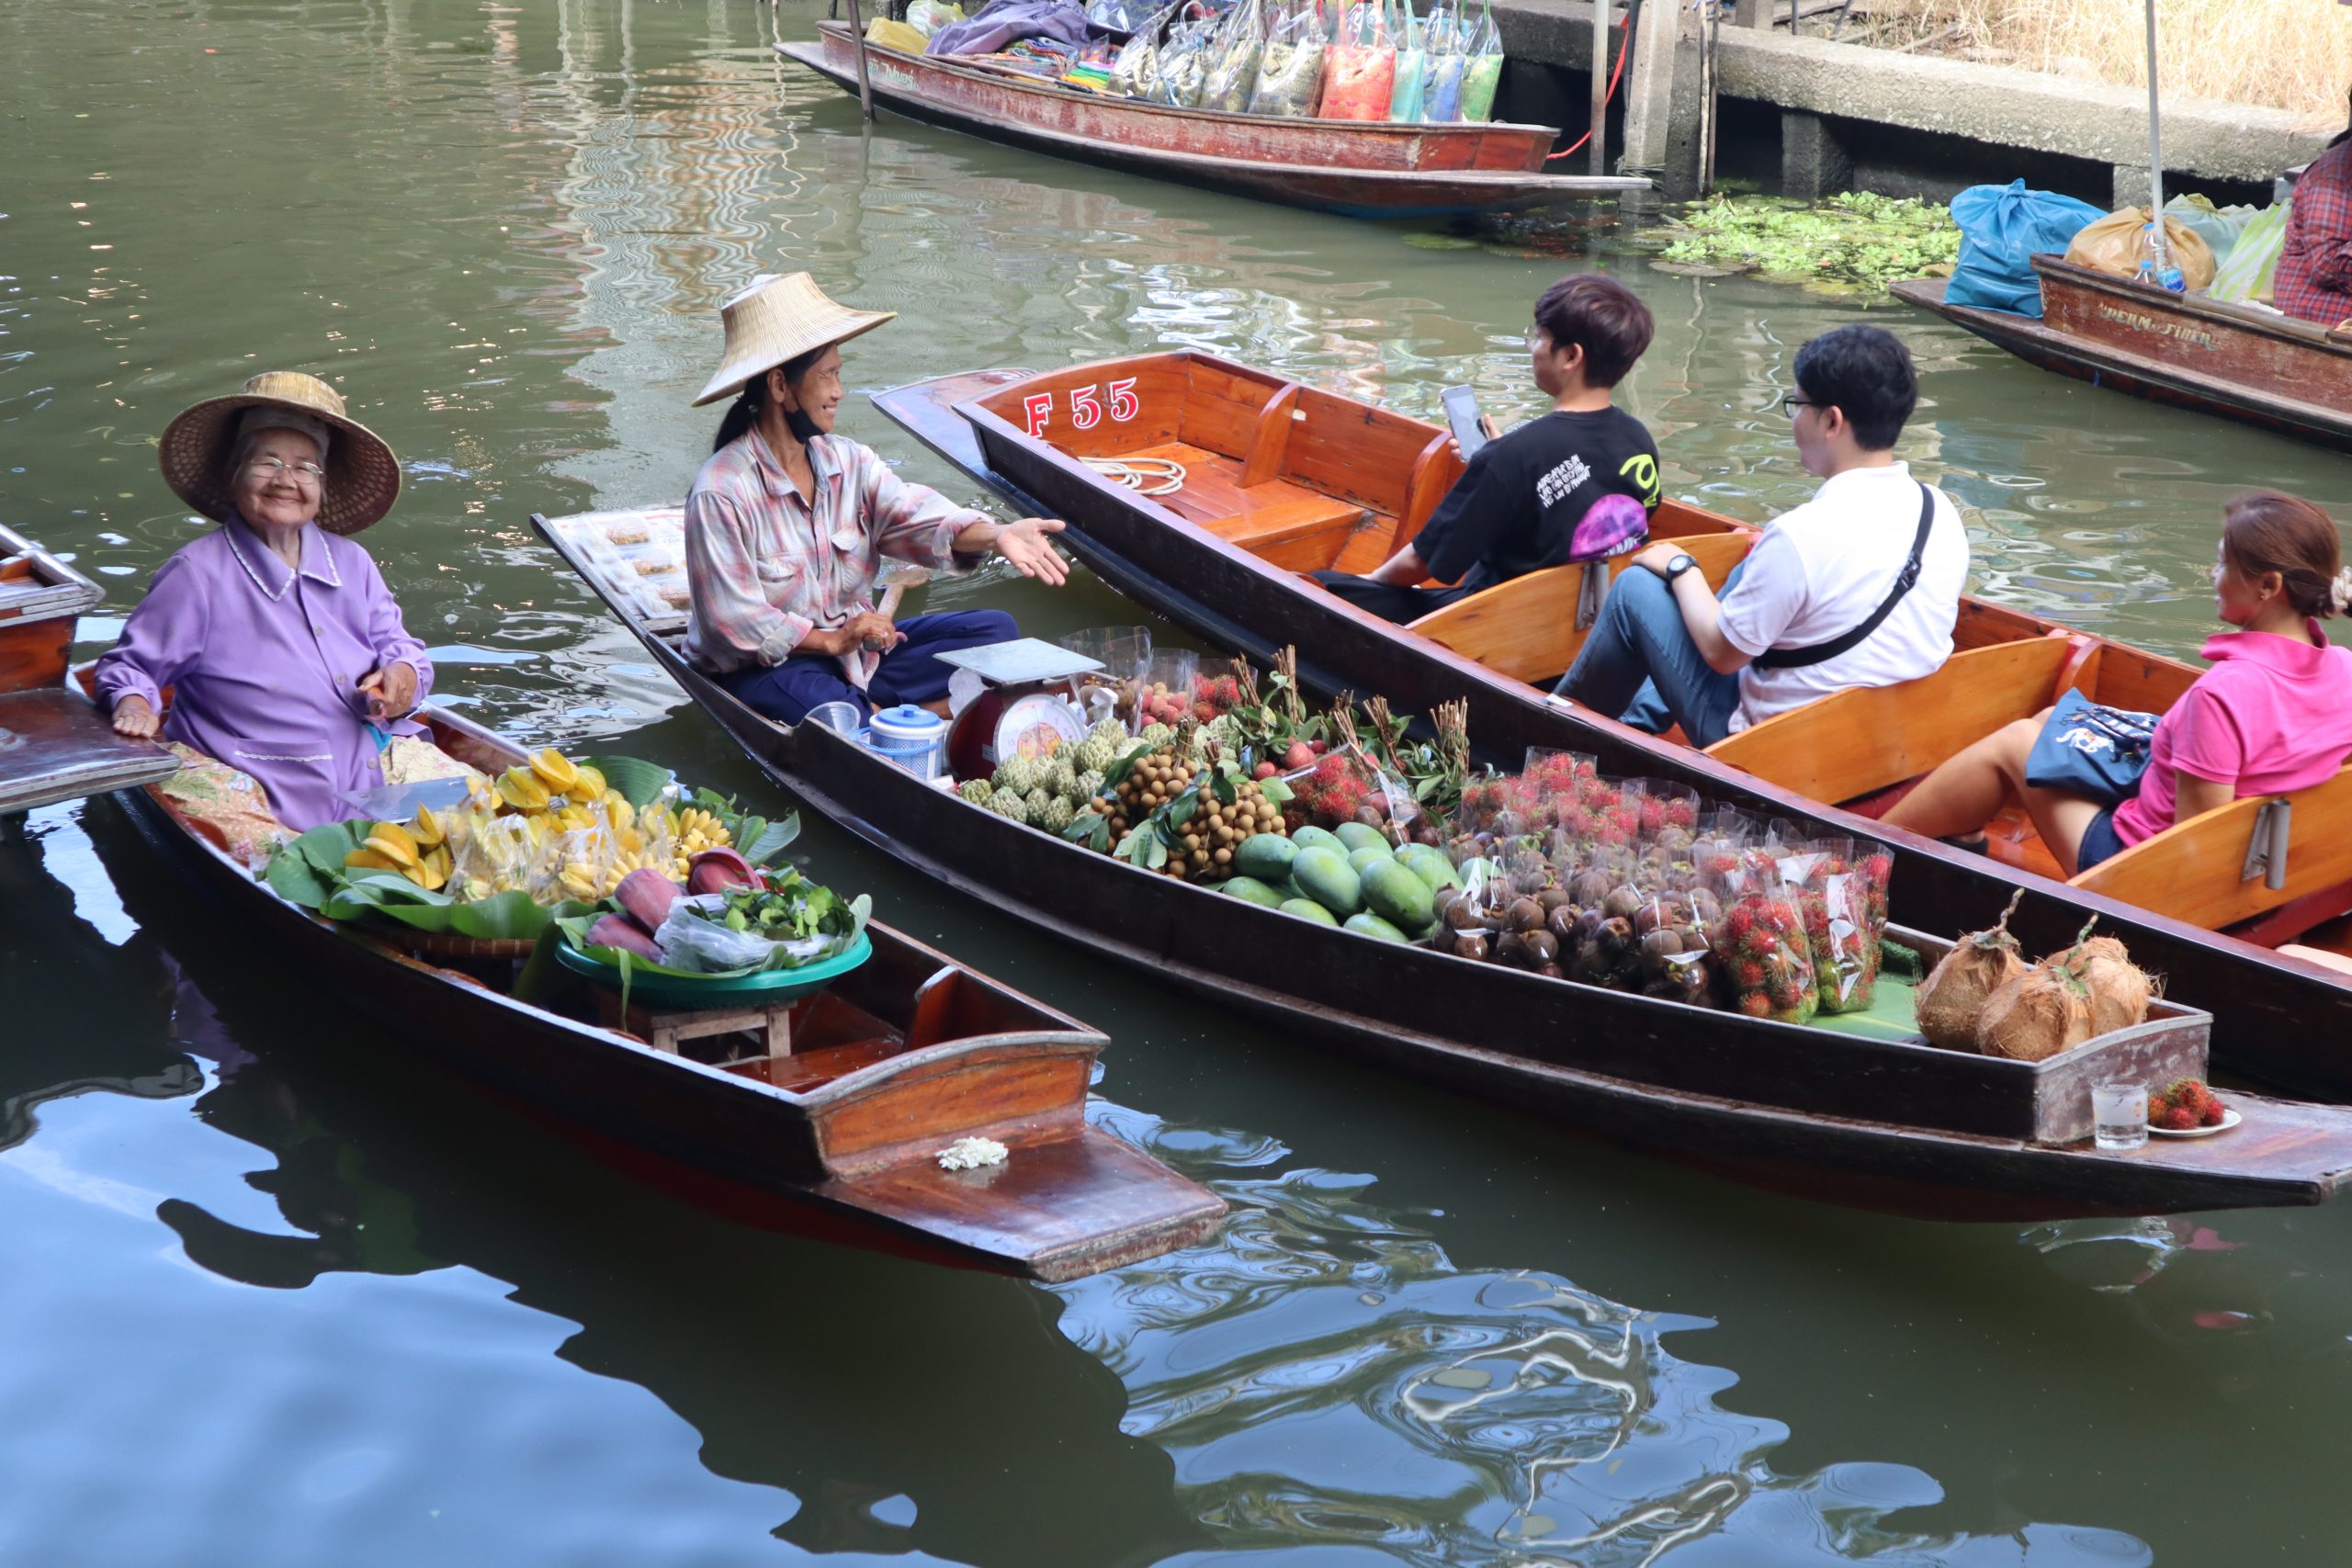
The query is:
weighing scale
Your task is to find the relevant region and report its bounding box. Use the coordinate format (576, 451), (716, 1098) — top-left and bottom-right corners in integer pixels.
(936, 638), (1102, 783)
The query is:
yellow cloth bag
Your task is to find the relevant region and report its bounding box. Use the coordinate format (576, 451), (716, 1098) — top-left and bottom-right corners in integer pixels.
(2064, 206), (2218, 291)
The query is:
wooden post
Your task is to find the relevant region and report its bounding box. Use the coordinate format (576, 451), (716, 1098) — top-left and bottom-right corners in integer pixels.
(1589, 0), (1610, 178)
(842, 0), (876, 121)
(1619, 0), (1679, 184)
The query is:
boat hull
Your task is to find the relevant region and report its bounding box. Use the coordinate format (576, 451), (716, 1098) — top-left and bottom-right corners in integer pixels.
(868, 360), (2352, 1104)
(536, 509), (2352, 1220)
(111, 753), (1222, 1281)
(1890, 260), (2352, 455)
(778, 28), (1645, 219)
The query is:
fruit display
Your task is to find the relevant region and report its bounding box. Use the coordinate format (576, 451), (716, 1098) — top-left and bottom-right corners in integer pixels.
(570, 853), (868, 976)
(1976, 918), (2103, 1062)
(959, 719), (1121, 830)
(2149, 1077), (2229, 1131)
(1915, 889), (2027, 1050)
(1069, 721), (1294, 881)
(1786, 836), (1894, 1015)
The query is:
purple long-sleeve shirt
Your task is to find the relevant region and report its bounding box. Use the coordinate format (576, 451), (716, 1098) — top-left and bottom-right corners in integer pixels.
(92, 516), (434, 831)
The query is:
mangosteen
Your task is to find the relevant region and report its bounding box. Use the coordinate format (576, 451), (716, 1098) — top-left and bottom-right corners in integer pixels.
(1494, 931), (1530, 967)
(1507, 897), (1545, 932)
(1603, 885), (1645, 920)
(1638, 927), (1685, 977)
(1443, 897), (1486, 932)
(1575, 908), (1607, 946)
(1545, 903), (1581, 943)
(1521, 930), (1559, 968)
(1537, 962), (1566, 981)
(1453, 931), (1489, 963)
(1569, 869), (1615, 907)
(1355, 801), (1387, 826)
(1595, 915), (1635, 958)
(1536, 887), (1572, 913)
(1569, 944), (1611, 983)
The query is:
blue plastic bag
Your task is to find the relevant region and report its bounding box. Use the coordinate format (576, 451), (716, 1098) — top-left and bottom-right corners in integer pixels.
(1944, 180), (2107, 318)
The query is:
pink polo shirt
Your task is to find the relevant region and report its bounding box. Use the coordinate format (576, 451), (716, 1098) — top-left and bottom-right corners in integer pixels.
(2114, 620), (2352, 845)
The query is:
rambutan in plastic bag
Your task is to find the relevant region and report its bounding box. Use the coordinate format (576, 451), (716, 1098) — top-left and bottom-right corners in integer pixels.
(1787, 836), (1892, 1013)
(1707, 849), (1818, 1024)
(1318, 0), (1396, 118)
(1288, 747), (1418, 832)
(1247, 0), (1327, 116)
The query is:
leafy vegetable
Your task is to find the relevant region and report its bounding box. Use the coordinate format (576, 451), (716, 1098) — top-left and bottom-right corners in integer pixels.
(1643, 191), (1962, 293)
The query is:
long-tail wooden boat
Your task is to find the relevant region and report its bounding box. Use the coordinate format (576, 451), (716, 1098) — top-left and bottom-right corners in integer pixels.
(0, 521), (173, 816)
(776, 24), (1646, 219)
(1890, 256), (2352, 455)
(535, 502), (2352, 1219)
(87, 682), (1222, 1281)
(870, 351), (2352, 1101)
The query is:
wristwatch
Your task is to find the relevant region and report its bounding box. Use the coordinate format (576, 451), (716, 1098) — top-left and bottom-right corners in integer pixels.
(1660, 552), (1698, 583)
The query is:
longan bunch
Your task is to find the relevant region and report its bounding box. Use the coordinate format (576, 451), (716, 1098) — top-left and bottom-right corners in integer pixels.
(1103, 748), (1195, 840)
(1176, 776), (1286, 880)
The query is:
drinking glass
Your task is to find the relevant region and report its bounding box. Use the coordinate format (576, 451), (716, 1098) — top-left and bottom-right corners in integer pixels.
(2092, 1083), (2148, 1151)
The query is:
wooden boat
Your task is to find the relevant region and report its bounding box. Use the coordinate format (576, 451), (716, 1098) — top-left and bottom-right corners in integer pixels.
(0, 521), (174, 816)
(775, 24), (1646, 220)
(535, 502), (2352, 1219)
(1890, 256), (2352, 455)
(92, 686), (1222, 1281)
(870, 351), (2352, 1101)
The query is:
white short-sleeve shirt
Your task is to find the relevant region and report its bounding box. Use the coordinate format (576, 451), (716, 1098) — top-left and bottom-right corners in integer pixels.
(1713, 461), (1971, 733)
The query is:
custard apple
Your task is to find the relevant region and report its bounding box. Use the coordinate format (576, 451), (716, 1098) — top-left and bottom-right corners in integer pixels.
(1038, 795), (1076, 834)
(1023, 786), (1053, 820)
(1075, 768), (1105, 802)
(956, 778), (993, 806)
(1139, 722), (1175, 751)
(992, 754), (1042, 795)
(987, 789), (1030, 825)
(1046, 758), (1079, 799)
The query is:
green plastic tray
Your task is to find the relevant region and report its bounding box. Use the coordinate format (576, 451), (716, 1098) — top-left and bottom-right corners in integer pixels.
(555, 930), (872, 1010)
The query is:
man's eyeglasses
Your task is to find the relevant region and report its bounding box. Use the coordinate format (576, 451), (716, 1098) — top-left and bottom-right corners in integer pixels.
(244, 456), (325, 484)
(1779, 394), (1819, 418)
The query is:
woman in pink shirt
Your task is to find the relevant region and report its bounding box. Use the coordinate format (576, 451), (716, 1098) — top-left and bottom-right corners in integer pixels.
(1886, 491), (2352, 874)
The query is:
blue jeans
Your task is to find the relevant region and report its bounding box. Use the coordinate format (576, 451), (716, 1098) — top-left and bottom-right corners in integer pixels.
(1554, 565), (1743, 748)
(714, 608), (1015, 726)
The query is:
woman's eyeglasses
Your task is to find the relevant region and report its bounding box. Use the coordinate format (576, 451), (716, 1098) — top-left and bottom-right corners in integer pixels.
(244, 456), (325, 484)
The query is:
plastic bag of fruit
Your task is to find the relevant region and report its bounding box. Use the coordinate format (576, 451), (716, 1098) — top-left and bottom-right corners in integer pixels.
(1317, 0), (1395, 118)
(1783, 836), (1891, 1013)
(1247, 0), (1327, 116)
(1199, 0), (1266, 112)
(1706, 849), (1818, 1023)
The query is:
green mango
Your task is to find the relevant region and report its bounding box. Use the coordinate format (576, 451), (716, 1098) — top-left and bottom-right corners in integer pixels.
(1346, 844), (1395, 876)
(1216, 875), (1285, 909)
(1288, 825), (1346, 855)
(1234, 833), (1299, 884)
(1360, 857), (1436, 933)
(1280, 897), (1338, 926)
(1333, 821), (1389, 854)
(1344, 911), (1408, 942)
(1291, 846), (1363, 919)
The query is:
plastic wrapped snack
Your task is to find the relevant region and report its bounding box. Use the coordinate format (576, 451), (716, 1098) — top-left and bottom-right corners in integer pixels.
(1247, 2), (1327, 117)
(1112, 27), (1160, 96)
(1318, 0), (1395, 118)
(1386, 2), (1426, 120)
(1199, 0), (1265, 113)
(1457, 3), (1501, 120)
(1150, 17), (1216, 104)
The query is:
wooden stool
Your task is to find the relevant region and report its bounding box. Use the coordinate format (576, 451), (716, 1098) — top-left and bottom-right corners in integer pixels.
(593, 991), (794, 1062)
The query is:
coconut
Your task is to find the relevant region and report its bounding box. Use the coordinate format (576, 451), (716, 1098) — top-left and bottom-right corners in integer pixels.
(1916, 889), (2029, 1051)
(1975, 965), (2093, 1062)
(2076, 933), (2157, 1037)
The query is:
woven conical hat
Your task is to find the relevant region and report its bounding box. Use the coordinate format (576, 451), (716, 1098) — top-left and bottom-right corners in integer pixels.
(692, 273), (896, 407)
(158, 371), (401, 536)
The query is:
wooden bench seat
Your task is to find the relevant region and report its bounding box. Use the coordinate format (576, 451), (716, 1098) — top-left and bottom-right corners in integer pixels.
(1125, 440), (1369, 570)
(2070, 762), (2352, 935)
(1406, 532), (1755, 685)
(1704, 635), (2077, 806)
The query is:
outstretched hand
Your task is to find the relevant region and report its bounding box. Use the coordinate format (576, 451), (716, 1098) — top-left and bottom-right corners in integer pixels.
(994, 517), (1069, 586)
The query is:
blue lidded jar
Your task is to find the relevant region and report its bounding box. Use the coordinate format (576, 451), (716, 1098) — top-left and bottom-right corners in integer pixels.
(865, 704), (948, 780)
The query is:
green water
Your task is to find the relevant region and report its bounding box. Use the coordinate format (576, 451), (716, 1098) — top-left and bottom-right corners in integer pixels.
(6, 3), (2351, 1563)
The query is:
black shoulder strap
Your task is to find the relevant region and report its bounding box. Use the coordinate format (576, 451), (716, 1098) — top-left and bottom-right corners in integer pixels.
(1752, 482), (1936, 671)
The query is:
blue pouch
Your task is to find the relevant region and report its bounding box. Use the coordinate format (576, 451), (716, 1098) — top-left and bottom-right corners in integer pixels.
(2023, 688), (2158, 805)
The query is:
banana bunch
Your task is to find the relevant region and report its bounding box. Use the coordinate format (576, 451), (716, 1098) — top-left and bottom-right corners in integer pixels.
(644, 803), (732, 881)
(492, 749), (611, 816)
(343, 815), (457, 892)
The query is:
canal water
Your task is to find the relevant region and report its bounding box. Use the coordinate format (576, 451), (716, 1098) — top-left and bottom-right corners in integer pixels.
(7, 3), (2350, 1562)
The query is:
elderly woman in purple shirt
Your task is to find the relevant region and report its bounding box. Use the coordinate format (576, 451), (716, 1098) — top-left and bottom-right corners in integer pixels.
(93, 372), (435, 831)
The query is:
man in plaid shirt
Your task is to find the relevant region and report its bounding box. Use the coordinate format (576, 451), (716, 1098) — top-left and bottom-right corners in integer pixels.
(2276, 126), (2352, 328)
(684, 274), (1069, 726)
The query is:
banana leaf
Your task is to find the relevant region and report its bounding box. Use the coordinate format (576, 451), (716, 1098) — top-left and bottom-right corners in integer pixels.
(322, 874), (588, 941)
(577, 753), (675, 809)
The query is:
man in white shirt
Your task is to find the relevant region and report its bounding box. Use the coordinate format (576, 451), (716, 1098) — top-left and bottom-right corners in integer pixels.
(1554, 325), (1968, 747)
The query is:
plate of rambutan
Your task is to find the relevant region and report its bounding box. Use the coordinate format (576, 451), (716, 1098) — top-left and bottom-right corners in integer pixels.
(2147, 1077), (2239, 1137)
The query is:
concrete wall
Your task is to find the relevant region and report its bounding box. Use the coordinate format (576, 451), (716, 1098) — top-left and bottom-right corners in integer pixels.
(1487, 0), (2332, 204)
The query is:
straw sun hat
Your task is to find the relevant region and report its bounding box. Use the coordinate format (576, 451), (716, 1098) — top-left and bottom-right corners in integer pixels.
(158, 371), (401, 536)
(691, 273), (897, 408)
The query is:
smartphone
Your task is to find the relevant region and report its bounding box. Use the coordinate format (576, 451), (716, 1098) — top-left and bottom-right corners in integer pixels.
(1440, 385), (1488, 460)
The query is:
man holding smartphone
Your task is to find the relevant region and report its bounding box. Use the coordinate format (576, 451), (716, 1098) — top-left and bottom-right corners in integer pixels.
(1311, 274), (1662, 625)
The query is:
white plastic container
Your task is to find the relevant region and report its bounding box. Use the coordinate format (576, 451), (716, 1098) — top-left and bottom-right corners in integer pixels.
(867, 704), (948, 780)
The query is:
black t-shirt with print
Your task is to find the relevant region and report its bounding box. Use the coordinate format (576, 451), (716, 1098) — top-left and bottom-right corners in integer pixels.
(1410, 406), (1662, 594)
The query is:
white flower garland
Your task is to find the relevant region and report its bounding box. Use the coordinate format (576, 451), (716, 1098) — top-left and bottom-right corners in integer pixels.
(936, 1135), (1009, 1171)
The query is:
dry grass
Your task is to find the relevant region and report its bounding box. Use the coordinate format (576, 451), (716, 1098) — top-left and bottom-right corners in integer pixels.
(1850, 0), (2352, 124)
